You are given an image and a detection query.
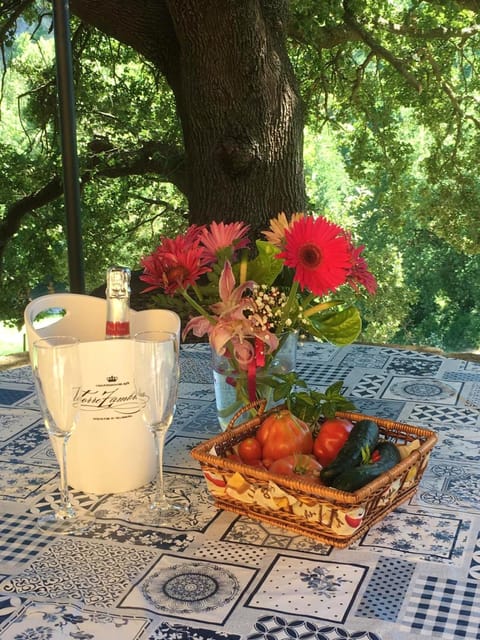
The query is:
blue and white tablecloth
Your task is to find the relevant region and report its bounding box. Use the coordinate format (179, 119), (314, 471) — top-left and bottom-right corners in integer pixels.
(0, 342), (479, 639)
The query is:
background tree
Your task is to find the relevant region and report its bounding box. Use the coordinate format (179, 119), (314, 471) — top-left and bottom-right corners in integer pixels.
(0, 0), (479, 351)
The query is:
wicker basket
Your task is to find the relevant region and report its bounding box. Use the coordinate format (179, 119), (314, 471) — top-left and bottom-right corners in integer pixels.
(191, 403), (438, 548)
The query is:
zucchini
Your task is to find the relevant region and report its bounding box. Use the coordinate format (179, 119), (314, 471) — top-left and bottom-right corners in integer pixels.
(320, 419), (379, 484)
(329, 441), (401, 492)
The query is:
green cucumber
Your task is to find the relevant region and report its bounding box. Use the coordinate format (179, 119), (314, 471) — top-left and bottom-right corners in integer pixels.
(329, 441), (401, 492)
(320, 419), (379, 484)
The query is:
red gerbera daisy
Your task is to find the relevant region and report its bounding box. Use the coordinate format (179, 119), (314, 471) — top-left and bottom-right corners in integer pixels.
(278, 216), (352, 296)
(140, 232), (211, 294)
(347, 243), (377, 294)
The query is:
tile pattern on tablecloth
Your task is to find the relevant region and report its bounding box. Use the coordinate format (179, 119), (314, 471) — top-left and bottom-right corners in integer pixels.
(0, 595), (27, 627)
(26, 438), (58, 465)
(119, 553), (257, 625)
(173, 398), (217, 428)
(356, 556), (415, 621)
(414, 461), (480, 514)
(149, 620), (241, 639)
(164, 434), (211, 472)
(0, 421), (49, 461)
(83, 519), (195, 550)
(1, 346), (479, 640)
(0, 408), (39, 443)
(469, 531), (480, 581)
(245, 616), (383, 639)
(0, 461), (57, 500)
(405, 402), (478, 427)
(191, 540), (269, 566)
(357, 509), (469, 563)
(0, 388), (33, 405)
(443, 365), (480, 382)
(0, 536), (159, 607)
(174, 399), (221, 435)
(401, 575), (480, 639)
(296, 361), (351, 388)
(222, 516), (331, 554)
(344, 397), (404, 421)
(30, 487), (98, 515)
(382, 376), (462, 404)
(94, 473), (216, 532)
(180, 350), (215, 385)
(386, 355), (443, 376)
(246, 555), (367, 623)
(349, 372), (388, 398)
(337, 346), (390, 369)
(178, 381), (215, 402)
(297, 341), (338, 362)
(464, 383), (480, 410)
(0, 601), (151, 640)
(180, 343), (211, 356)
(0, 513), (55, 567)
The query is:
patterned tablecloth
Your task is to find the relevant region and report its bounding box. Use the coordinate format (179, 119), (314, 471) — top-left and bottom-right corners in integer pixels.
(0, 342), (479, 640)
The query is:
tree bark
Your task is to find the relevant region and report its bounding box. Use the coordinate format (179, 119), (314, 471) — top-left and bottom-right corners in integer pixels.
(70, 0), (306, 235)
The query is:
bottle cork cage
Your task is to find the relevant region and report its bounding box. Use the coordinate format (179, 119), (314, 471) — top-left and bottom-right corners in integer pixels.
(191, 409), (438, 548)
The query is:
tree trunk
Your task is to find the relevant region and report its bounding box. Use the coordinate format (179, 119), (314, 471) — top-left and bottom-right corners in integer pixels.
(70, 0), (306, 236)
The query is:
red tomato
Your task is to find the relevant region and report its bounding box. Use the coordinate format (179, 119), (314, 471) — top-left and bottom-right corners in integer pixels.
(246, 459), (268, 471)
(226, 453), (243, 464)
(256, 409), (313, 467)
(269, 454), (322, 480)
(313, 417), (354, 466)
(238, 437), (263, 464)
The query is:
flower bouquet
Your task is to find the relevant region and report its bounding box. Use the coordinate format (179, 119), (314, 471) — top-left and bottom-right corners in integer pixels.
(140, 213), (377, 428)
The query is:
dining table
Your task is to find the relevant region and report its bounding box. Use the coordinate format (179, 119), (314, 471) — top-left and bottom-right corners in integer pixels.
(0, 340), (479, 640)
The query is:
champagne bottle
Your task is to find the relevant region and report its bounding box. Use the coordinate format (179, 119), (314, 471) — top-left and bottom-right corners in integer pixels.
(105, 266), (131, 339)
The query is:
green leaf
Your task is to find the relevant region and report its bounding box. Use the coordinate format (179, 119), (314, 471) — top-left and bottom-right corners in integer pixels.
(265, 371), (356, 425)
(247, 240), (283, 286)
(307, 305), (362, 345)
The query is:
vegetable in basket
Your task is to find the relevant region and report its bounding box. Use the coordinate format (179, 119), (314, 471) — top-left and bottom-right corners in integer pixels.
(320, 419), (379, 483)
(268, 454), (322, 480)
(256, 409), (313, 468)
(313, 417), (354, 466)
(329, 441), (401, 491)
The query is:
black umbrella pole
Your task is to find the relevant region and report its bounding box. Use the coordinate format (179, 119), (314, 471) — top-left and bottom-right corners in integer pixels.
(53, 0), (85, 293)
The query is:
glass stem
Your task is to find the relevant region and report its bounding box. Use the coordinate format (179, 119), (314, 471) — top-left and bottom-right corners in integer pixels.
(58, 435), (73, 515)
(152, 428), (168, 507)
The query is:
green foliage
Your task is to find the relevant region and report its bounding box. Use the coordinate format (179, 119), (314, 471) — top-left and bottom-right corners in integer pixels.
(270, 374), (356, 424)
(0, 19), (187, 328)
(247, 240), (284, 287)
(1, 1), (479, 352)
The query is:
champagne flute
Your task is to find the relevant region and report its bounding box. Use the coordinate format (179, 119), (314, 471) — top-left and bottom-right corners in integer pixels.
(32, 336), (94, 534)
(132, 330), (187, 523)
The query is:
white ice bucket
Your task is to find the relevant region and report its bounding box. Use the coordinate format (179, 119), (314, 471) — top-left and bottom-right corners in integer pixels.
(24, 293), (181, 495)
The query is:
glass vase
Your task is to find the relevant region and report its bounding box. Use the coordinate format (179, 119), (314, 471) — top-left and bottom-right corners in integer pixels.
(211, 331), (298, 431)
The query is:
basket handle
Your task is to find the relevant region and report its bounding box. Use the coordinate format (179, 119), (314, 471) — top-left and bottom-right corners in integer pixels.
(226, 399), (267, 431)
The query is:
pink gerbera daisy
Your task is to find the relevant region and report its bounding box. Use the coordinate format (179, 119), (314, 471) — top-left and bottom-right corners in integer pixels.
(278, 216), (352, 296)
(200, 221), (250, 263)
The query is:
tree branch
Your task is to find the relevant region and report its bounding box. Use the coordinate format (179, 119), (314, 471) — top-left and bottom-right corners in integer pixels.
(0, 0), (33, 42)
(0, 141), (186, 271)
(289, 22), (362, 50)
(376, 17), (480, 41)
(69, 0), (181, 90)
(423, 47), (480, 129)
(342, 1), (423, 94)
